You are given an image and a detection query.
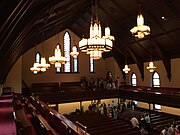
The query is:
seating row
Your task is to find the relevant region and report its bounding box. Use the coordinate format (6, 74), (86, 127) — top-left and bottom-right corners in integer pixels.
(28, 96), (87, 135)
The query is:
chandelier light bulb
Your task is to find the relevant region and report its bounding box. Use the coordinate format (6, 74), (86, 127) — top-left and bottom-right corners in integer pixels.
(147, 61), (157, 72)
(70, 45), (79, 58)
(79, 2), (114, 60)
(130, 12), (150, 39)
(123, 64), (130, 74)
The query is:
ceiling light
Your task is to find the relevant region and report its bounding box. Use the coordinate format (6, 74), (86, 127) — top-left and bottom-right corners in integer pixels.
(38, 57), (50, 72)
(79, 0), (114, 60)
(130, 11), (150, 38)
(147, 61), (156, 72)
(123, 64), (130, 74)
(30, 63), (41, 74)
(49, 44), (68, 68)
(70, 45), (79, 58)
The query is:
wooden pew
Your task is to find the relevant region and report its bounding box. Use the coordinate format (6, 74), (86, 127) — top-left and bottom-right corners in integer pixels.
(29, 96), (88, 135)
(25, 99), (59, 135)
(13, 109), (31, 135)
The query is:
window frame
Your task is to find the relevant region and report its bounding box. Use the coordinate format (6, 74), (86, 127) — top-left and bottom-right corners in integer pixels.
(152, 71), (160, 88)
(90, 57), (95, 73)
(131, 73), (137, 86)
(63, 31), (71, 73)
(35, 52), (41, 63)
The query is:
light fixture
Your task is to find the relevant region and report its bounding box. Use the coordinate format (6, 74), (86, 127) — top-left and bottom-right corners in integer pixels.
(79, 0), (114, 60)
(70, 45), (79, 58)
(130, 8), (150, 38)
(147, 61), (156, 72)
(123, 64), (130, 74)
(38, 40), (50, 72)
(30, 63), (40, 74)
(38, 57), (50, 72)
(49, 44), (68, 68)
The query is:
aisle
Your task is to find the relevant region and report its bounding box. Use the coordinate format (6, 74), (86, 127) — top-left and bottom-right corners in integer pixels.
(0, 94), (16, 135)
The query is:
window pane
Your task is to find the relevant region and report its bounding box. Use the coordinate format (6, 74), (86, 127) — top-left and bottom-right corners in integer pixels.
(90, 57), (94, 72)
(132, 74), (136, 79)
(131, 73), (137, 86)
(56, 68), (61, 73)
(35, 52), (41, 63)
(153, 79), (160, 86)
(154, 72), (159, 78)
(73, 57), (78, 72)
(64, 32), (71, 72)
(155, 104), (161, 110)
(153, 72), (160, 87)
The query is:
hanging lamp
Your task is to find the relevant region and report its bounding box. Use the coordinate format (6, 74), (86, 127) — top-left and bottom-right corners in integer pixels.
(130, 4), (150, 38)
(38, 41), (50, 72)
(123, 65), (130, 74)
(79, 0), (114, 60)
(147, 61), (156, 73)
(70, 45), (79, 58)
(30, 62), (40, 74)
(49, 44), (68, 68)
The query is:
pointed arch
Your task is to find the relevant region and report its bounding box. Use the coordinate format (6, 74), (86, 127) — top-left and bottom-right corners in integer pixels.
(35, 52), (41, 63)
(131, 72), (137, 86)
(152, 71), (160, 87)
(64, 31), (71, 72)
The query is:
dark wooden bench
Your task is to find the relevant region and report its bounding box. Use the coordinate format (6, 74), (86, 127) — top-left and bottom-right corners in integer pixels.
(13, 109), (31, 135)
(29, 96), (88, 135)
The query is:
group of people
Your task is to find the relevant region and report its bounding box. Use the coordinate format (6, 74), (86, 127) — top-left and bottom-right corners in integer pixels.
(130, 112), (151, 134)
(161, 121), (180, 135)
(81, 71), (120, 91)
(88, 100), (119, 119)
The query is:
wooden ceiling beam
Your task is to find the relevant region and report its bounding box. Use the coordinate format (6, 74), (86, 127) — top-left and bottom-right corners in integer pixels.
(162, 0), (180, 19)
(112, 47), (126, 80)
(0, 0), (62, 83)
(127, 48), (144, 80)
(150, 38), (171, 81)
(0, 0), (35, 50)
(34, 0), (90, 33)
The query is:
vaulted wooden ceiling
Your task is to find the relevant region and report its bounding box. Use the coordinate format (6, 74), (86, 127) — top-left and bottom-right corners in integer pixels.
(0, 0), (180, 83)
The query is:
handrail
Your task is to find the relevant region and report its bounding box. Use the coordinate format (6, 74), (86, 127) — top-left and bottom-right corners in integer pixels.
(76, 121), (87, 134)
(61, 120), (68, 129)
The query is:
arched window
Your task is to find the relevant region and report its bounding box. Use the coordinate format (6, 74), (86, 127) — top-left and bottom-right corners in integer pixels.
(152, 72), (160, 87)
(131, 73), (137, 86)
(35, 52), (41, 63)
(64, 31), (71, 72)
(90, 57), (94, 72)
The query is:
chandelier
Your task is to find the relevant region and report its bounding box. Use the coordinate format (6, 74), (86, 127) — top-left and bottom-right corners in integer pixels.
(79, 0), (114, 60)
(147, 61), (156, 72)
(70, 45), (79, 58)
(49, 44), (68, 68)
(130, 11), (150, 38)
(123, 64), (130, 74)
(30, 63), (40, 74)
(39, 57), (50, 72)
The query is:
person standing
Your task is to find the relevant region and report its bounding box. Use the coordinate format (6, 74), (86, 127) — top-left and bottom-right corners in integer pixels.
(145, 113), (151, 132)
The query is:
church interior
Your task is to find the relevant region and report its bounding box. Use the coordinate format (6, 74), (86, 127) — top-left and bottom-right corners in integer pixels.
(0, 0), (180, 134)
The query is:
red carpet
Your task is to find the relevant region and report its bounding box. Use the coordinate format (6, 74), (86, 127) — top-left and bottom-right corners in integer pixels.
(0, 94), (16, 135)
